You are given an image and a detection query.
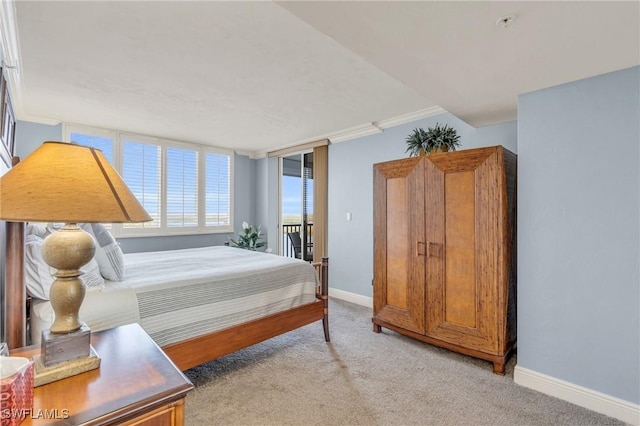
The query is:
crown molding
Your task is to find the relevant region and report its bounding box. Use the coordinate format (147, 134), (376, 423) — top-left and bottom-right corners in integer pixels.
(267, 138), (329, 158)
(16, 114), (61, 126)
(257, 122), (383, 159)
(244, 106), (449, 159)
(0, 1), (24, 118)
(328, 106), (447, 145)
(375, 106), (446, 129)
(234, 148), (264, 159)
(249, 152), (267, 160)
(326, 123), (383, 144)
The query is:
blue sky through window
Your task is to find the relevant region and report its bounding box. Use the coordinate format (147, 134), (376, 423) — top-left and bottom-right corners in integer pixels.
(282, 175), (301, 216)
(282, 176), (313, 218)
(206, 152), (230, 226)
(70, 133), (113, 163)
(167, 147), (198, 227)
(122, 140), (161, 228)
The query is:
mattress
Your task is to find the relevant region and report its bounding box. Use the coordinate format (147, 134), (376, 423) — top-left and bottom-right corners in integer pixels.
(31, 246), (319, 347)
(31, 282), (140, 344)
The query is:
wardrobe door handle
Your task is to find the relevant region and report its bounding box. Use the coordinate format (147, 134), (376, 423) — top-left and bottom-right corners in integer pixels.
(416, 242), (426, 256)
(427, 242), (440, 258)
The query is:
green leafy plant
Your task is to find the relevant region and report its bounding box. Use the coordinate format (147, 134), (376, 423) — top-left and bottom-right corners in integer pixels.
(405, 123), (461, 157)
(229, 222), (265, 251)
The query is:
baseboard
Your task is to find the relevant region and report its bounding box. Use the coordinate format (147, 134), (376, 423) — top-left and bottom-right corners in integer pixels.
(329, 288), (373, 308)
(514, 365), (640, 425)
(328, 293), (640, 425)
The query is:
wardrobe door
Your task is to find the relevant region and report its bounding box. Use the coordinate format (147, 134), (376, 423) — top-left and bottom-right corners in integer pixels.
(425, 147), (506, 354)
(373, 157), (426, 334)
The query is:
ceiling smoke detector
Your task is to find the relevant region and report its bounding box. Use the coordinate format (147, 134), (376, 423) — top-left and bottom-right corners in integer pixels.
(495, 14), (517, 29)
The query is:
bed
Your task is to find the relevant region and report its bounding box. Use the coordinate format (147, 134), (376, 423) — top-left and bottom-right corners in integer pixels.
(3, 221), (329, 371)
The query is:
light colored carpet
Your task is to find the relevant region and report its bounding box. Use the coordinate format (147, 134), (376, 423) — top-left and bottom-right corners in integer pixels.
(184, 299), (623, 425)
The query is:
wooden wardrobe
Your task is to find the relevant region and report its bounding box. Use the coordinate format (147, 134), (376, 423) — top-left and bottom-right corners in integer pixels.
(372, 146), (517, 374)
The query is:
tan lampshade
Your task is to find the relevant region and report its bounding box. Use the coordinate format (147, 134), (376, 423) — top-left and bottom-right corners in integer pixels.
(0, 141), (151, 223)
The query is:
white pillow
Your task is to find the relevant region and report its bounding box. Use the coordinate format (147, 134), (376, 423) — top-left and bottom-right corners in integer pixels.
(26, 223), (50, 238)
(80, 223), (125, 281)
(25, 234), (105, 300)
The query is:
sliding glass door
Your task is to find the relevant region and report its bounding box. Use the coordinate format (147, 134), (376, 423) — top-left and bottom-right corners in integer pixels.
(274, 142), (327, 262)
(281, 152), (313, 260)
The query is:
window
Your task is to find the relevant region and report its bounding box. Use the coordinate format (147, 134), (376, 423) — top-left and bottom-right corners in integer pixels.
(64, 124), (233, 237)
(69, 133), (114, 164)
(122, 138), (162, 231)
(68, 127), (118, 231)
(205, 151), (231, 227)
(166, 146), (198, 228)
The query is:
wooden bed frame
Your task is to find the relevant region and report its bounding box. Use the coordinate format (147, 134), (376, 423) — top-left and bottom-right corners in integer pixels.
(3, 220), (330, 371)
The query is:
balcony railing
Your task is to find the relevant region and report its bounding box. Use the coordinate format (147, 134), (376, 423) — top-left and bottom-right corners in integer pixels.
(282, 223), (313, 260)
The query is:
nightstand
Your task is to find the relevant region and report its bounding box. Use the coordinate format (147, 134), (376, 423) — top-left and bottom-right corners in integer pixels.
(10, 323), (194, 425)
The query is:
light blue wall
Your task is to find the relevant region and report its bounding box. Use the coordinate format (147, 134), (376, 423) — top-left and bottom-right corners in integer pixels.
(13, 121), (258, 253)
(15, 121), (62, 159)
(252, 156), (280, 253)
(517, 66), (640, 404)
(267, 156), (281, 253)
(254, 157), (270, 246)
(327, 113), (517, 298)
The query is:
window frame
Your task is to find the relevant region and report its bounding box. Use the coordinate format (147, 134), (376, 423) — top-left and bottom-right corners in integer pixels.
(202, 146), (234, 231)
(63, 123), (234, 237)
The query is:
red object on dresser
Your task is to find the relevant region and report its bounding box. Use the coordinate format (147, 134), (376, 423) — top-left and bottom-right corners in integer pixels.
(1, 359), (34, 426)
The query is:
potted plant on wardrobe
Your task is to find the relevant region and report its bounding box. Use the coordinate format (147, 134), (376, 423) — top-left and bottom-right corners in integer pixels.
(405, 123), (461, 157)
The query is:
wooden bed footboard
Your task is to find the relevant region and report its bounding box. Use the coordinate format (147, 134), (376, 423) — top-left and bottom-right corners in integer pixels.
(313, 257), (330, 342)
(164, 257), (330, 371)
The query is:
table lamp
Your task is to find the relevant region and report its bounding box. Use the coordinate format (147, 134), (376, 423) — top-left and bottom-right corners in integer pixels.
(0, 141), (151, 384)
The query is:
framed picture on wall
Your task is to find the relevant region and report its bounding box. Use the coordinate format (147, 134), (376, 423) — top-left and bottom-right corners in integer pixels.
(0, 68), (16, 168)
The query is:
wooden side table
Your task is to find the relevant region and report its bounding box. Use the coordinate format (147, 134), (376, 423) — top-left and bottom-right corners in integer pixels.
(10, 323), (194, 425)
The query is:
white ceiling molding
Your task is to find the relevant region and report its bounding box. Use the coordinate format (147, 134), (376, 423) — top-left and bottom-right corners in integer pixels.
(1, 1), (59, 126)
(244, 106), (448, 159)
(267, 138), (329, 158)
(327, 106), (447, 145)
(253, 123), (381, 160)
(234, 149), (256, 158)
(375, 106), (446, 130)
(325, 123), (382, 144)
(14, 113), (60, 126)
(0, 1), (22, 113)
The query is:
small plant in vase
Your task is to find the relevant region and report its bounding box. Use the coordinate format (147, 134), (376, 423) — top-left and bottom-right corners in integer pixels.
(229, 222), (265, 251)
(405, 123), (461, 157)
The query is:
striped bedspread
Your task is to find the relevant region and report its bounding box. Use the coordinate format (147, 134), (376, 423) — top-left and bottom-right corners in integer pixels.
(122, 246), (318, 347)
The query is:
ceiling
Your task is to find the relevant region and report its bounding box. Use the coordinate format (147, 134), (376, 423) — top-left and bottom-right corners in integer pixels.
(2, 1), (638, 158)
